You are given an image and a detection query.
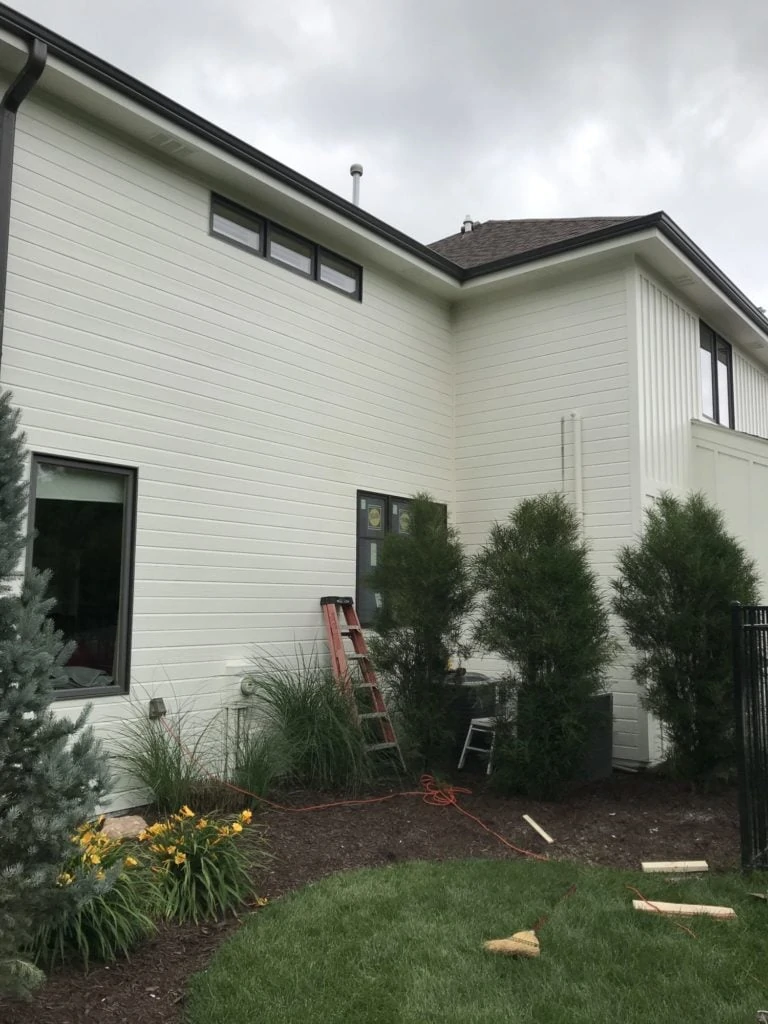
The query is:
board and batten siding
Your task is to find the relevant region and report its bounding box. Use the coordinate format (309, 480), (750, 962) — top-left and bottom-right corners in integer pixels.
(3, 92), (454, 808)
(692, 421), (768, 601)
(453, 268), (645, 763)
(637, 268), (768, 498)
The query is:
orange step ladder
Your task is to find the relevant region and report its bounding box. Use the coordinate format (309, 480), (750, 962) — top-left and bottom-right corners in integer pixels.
(320, 596), (405, 768)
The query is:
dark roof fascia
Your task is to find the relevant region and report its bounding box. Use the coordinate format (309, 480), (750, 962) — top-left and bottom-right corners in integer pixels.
(0, 6), (766, 337)
(459, 212), (666, 279)
(0, 4), (461, 279)
(655, 213), (768, 336)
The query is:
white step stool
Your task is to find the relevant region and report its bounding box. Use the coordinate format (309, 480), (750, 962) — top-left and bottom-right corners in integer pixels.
(457, 716), (496, 775)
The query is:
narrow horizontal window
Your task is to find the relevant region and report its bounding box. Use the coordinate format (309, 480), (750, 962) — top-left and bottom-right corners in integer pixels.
(209, 194), (362, 300)
(28, 456), (137, 697)
(267, 226), (313, 276)
(211, 198), (263, 254)
(319, 250), (362, 297)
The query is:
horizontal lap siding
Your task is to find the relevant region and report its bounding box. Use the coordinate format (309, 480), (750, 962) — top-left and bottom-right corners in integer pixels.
(4, 96), (453, 808)
(453, 270), (643, 763)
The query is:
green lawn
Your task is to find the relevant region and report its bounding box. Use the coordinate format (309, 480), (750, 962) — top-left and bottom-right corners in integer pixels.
(186, 859), (767, 1024)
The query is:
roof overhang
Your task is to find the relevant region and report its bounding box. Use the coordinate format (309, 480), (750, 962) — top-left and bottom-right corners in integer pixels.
(0, 6), (766, 352)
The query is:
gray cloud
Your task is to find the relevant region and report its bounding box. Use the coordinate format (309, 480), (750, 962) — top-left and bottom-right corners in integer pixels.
(11, 0), (768, 302)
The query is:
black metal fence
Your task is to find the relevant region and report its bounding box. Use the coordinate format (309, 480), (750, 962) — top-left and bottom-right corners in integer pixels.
(732, 602), (768, 871)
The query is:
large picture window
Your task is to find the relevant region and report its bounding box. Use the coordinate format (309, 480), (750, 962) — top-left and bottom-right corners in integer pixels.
(700, 323), (734, 428)
(28, 456), (137, 696)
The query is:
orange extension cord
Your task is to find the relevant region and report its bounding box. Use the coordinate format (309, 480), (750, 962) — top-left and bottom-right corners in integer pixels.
(159, 716), (548, 862)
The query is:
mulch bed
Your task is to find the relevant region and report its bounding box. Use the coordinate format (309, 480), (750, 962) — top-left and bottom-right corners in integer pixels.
(2, 772), (739, 1024)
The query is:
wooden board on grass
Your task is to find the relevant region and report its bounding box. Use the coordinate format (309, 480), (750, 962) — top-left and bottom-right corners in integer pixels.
(641, 860), (708, 873)
(632, 899), (735, 919)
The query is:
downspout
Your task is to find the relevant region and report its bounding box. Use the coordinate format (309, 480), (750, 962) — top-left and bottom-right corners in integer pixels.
(570, 410), (584, 532)
(0, 39), (48, 375)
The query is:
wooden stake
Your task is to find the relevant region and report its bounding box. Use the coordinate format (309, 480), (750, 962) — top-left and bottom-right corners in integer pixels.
(641, 860), (708, 873)
(632, 899), (735, 919)
(522, 814), (554, 844)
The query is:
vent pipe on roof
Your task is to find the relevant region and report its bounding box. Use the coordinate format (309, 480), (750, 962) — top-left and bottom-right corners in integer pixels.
(461, 214), (473, 234)
(350, 163), (363, 206)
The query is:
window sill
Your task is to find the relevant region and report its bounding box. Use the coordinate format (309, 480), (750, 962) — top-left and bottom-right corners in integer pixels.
(54, 684), (128, 701)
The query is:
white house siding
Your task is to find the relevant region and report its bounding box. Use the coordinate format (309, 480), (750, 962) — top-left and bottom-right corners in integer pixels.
(636, 271), (699, 498)
(692, 421), (768, 600)
(452, 268), (645, 764)
(3, 94), (454, 808)
(733, 350), (768, 439)
(637, 268), (768, 500)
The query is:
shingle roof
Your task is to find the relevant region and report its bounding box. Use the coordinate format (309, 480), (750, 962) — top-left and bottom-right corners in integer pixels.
(429, 217), (642, 270)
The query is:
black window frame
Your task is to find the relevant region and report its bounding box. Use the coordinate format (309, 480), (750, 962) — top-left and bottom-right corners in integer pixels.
(27, 454), (138, 700)
(699, 322), (735, 429)
(356, 491), (412, 627)
(210, 193), (363, 301)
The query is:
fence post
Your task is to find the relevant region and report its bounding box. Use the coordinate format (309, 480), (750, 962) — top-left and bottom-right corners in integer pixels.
(731, 601), (751, 870)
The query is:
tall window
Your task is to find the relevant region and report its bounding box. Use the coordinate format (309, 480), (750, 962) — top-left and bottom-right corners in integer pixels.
(28, 456), (137, 696)
(356, 492), (412, 626)
(700, 323), (734, 428)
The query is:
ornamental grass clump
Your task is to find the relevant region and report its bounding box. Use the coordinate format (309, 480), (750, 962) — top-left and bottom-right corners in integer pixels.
(31, 815), (158, 969)
(139, 806), (266, 924)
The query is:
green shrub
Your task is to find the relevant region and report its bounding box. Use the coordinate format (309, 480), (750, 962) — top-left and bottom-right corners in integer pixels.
(612, 492), (759, 782)
(31, 817), (158, 968)
(139, 807), (266, 924)
(474, 493), (616, 799)
(118, 709), (222, 813)
(367, 493), (474, 766)
(243, 650), (372, 792)
(232, 727), (280, 803)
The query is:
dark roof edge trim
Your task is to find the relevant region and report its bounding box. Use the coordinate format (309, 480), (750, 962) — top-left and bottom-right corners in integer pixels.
(460, 213), (665, 279)
(656, 214), (768, 336)
(0, 5), (766, 337)
(0, 4), (460, 278)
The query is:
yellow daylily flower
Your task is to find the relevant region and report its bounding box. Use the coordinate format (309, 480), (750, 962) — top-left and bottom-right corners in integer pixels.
(57, 872), (74, 887)
(179, 805), (195, 818)
(195, 819), (209, 830)
(240, 810), (253, 823)
(231, 822), (243, 834)
(124, 856), (139, 868)
(174, 852), (187, 865)
(96, 870), (106, 881)
(166, 845), (177, 856)
(217, 826), (231, 837)
(89, 853), (101, 865)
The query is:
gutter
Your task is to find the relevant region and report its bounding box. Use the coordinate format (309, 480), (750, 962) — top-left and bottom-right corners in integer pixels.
(0, 36), (46, 373)
(0, 7), (765, 339)
(0, 5), (459, 281)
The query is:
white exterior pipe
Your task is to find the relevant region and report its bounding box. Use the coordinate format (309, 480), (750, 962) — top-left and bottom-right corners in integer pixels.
(570, 411), (584, 530)
(350, 163), (363, 206)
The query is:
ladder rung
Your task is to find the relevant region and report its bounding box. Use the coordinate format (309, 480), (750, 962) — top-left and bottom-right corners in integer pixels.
(354, 681), (375, 689)
(341, 627), (362, 635)
(359, 711), (389, 720)
(347, 653), (369, 661)
(366, 741), (399, 752)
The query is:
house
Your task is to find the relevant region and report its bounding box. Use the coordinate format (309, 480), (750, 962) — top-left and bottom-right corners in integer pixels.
(0, 7), (766, 809)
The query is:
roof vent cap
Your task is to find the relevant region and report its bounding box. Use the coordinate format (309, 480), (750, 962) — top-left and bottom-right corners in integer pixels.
(461, 214), (473, 234)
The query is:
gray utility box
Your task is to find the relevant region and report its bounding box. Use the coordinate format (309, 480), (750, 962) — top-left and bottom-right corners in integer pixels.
(584, 692), (614, 782)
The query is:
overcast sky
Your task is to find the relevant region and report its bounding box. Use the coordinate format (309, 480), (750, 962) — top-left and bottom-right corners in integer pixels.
(11, 0), (768, 303)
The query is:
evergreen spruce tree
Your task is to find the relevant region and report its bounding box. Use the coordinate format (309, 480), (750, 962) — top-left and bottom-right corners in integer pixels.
(0, 392), (110, 995)
(474, 493), (616, 799)
(367, 493), (474, 766)
(612, 492), (759, 782)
